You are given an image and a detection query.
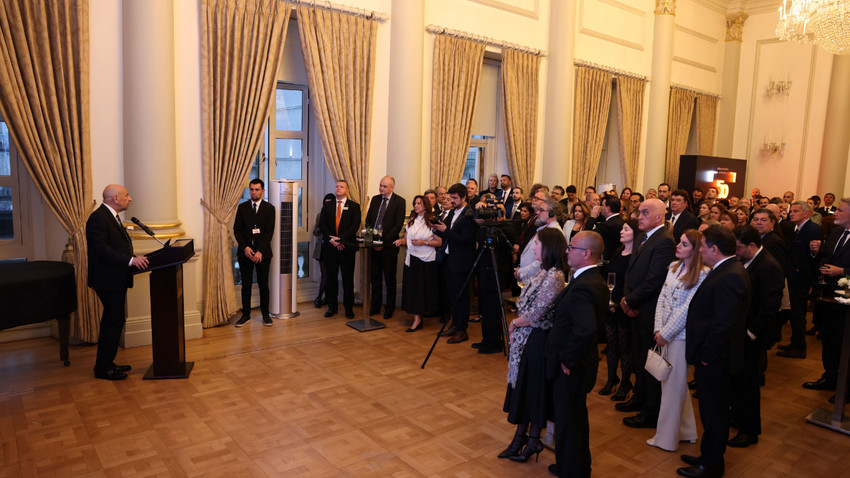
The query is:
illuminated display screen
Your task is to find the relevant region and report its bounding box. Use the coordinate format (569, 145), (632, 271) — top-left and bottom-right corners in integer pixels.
(678, 155), (747, 200)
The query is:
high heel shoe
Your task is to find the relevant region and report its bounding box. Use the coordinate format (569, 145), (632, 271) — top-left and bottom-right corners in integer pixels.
(406, 321), (423, 333)
(598, 377), (620, 395)
(508, 437), (543, 463)
(497, 433), (528, 459)
(611, 383), (632, 402)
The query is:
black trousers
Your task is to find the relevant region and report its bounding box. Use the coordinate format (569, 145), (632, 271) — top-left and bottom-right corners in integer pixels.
(787, 283), (810, 350)
(694, 361), (731, 468)
(370, 245), (399, 313)
(238, 254), (271, 317)
(552, 372), (591, 478)
(477, 264), (504, 349)
(730, 338), (762, 435)
(443, 255), (470, 332)
(325, 248), (355, 311)
(94, 288), (127, 374)
(629, 316), (661, 418)
(816, 301), (846, 383)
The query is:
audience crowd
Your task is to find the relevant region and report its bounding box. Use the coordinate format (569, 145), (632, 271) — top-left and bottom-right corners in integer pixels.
(313, 174), (850, 478)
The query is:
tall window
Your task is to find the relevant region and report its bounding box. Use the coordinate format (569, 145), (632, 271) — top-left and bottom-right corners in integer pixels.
(269, 82), (310, 278)
(0, 116), (30, 259)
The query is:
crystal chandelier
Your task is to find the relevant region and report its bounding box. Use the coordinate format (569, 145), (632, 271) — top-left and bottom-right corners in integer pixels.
(777, 0), (850, 55)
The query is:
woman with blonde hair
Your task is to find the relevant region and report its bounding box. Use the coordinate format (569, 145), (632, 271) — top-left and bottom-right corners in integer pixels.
(646, 229), (709, 452)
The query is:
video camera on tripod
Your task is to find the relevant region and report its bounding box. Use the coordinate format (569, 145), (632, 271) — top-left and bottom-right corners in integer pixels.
(471, 196), (505, 221)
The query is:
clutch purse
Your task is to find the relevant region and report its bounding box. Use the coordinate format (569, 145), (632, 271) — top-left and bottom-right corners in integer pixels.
(645, 345), (672, 382)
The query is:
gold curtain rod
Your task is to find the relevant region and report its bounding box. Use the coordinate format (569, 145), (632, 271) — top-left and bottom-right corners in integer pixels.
(671, 83), (721, 99)
(288, 0), (388, 22)
(425, 24), (546, 57)
(573, 59), (648, 82)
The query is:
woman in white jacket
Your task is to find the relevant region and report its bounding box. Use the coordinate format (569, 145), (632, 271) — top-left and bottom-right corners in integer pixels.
(647, 229), (709, 452)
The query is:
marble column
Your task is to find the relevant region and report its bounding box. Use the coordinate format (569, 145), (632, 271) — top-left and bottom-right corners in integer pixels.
(817, 54), (850, 196)
(642, 0), (676, 189)
(716, 13), (748, 158)
(122, 0), (183, 240)
(541, 0), (575, 187)
(386, 0), (424, 197)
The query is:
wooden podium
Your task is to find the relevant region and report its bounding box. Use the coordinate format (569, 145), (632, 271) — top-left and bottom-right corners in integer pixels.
(133, 239), (195, 380)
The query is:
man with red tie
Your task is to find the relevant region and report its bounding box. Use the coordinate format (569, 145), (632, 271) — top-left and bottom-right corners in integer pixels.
(319, 180), (361, 318)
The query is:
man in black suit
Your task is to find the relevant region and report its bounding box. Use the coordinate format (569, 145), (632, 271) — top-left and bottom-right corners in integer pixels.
(817, 192), (837, 216)
(678, 225), (749, 478)
(545, 231), (608, 478)
(777, 201), (822, 358)
(592, 194), (624, 261)
(618, 198), (675, 428)
(364, 176), (406, 319)
(433, 183), (477, 344)
(806, 198), (850, 393)
(496, 174), (514, 204)
(667, 189), (700, 243)
(86, 184), (149, 380)
(751, 207), (789, 275)
(729, 226), (783, 449)
(233, 178), (276, 327)
(319, 180), (361, 318)
(505, 187), (523, 219)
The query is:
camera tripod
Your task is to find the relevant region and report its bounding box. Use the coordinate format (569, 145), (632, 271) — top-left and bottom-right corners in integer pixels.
(421, 224), (512, 369)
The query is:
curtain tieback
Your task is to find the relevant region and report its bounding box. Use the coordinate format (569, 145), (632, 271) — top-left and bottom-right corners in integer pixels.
(199, 198), (231, 225)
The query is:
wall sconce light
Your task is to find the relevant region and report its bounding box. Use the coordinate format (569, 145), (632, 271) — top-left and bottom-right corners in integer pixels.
(759, 137), (786, 160)
(767, 73), (792, 98)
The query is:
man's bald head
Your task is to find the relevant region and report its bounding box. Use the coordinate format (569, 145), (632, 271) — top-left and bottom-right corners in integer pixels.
(568, 231), (603, 269)
(765, 203), (781, 218)
(638, 198), (666, 231)
(102, 184), (132, 213)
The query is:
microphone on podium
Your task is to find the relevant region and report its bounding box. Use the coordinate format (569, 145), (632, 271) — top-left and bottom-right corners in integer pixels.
(131, 217), (171, 247)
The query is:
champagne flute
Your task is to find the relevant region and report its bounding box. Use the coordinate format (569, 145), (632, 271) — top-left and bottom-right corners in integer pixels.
(818, 258), (828, 285)
(607, 272), (616, 307)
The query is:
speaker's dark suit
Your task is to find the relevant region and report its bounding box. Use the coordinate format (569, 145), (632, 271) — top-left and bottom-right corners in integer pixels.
(666, 210), (700, 244)
(545, 268), (608, 478)
(364, 193), (406, 315)
(592, 214), (624, 261)
(686, 257), (750, 471)
(86, 204), (135, 374)
(434, 206), (477, 332)
(814, 227), (850, 384)
(786, 219), (822, 350)
(319, 197), (361, 313)
(730, 250), (783, 437)
(623, 227), (675, 418)
(233, 199), (275, 317)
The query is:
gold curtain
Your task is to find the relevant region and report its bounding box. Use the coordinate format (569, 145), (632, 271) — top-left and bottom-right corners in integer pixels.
(429, 35), (485, 189)
(614, 76), (647, 191)
(664, 87), (697, 188)
(200, 0), (290, 328)
(0, 0), (101, 341)
(500, 49), (540, 192)
(297, 6), (377, 214)
(695, 94), (719, 156)
(571, 66), (613, 192)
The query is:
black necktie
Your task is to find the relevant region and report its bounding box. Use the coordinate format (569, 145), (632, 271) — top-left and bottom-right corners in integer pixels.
(116, 214), (131, 245)
(835, 230), (850, 255)
(253, 202), (258, 215)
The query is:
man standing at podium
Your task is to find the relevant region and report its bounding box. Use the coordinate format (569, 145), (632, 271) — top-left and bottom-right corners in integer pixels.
(233, 179), (276, 327)
(86, 184), (149, 380)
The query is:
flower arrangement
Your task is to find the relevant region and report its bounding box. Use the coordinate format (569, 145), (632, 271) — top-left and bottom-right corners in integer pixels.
(839, 276), (850, 289)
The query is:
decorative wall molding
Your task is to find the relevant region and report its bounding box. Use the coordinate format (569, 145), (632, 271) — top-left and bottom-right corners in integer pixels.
(675, 23), (720, 44)
(466, 0), (539, 19)
(744, 39), (818, 195)
(726, 12), (749, 42)
(673, 55), (718, 72)
(578, 0), (647, 52)
(728, 0), (784, 16)
(691, 0), (730, 14)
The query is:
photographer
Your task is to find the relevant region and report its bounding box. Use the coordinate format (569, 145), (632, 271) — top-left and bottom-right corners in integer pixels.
(472, 193), (515, 354)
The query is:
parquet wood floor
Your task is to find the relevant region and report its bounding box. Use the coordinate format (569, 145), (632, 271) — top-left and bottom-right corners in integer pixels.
(1, 306), (848, 477)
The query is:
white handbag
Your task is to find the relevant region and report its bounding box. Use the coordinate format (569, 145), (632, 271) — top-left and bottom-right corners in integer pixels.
(645, 344), (672, 382)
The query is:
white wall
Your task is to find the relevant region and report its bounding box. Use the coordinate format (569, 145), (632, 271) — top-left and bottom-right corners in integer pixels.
(731, 9), (832, 199)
